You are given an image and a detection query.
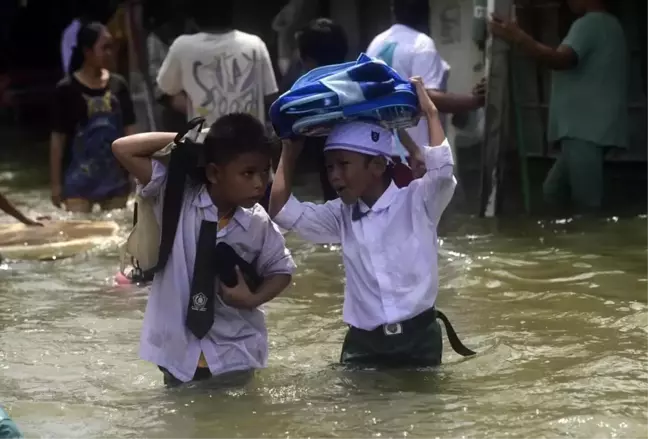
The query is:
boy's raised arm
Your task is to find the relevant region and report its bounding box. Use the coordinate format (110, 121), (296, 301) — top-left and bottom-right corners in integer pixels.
(112, 132), (176, 186)
(269, 138), (342, 244)
(404, 77), (457, 224)
(268, 138), (303, 218)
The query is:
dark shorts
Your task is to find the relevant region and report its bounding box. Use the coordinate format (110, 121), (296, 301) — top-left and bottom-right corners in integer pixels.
(159, 366), (212, 387)
(159, 366), (255, 388)
(340, 308), (476, 369)
(340, 308), (443, 368)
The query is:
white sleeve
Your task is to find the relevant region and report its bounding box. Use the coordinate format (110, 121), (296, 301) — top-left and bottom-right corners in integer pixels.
(411, 46), (448, 90)
(273, 196), (343, 244)
(156, 37), (184, 96)
(408, 139), (457, 224)
(259, 40), (279, 97)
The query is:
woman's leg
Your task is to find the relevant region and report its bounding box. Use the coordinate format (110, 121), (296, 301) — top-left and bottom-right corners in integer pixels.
(98, 195), (129, 211)
(63, 198), (93, 213)
(563, 139), (605, 212)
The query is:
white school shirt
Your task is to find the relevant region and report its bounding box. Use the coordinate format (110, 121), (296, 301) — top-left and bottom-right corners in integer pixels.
(274, 140), (456, 330)
(137, 160), (295, 382)
(157, 30), (278, 127)
(367, 24), (450, 155)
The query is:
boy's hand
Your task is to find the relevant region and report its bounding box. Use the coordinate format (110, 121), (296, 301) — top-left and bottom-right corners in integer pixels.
(411, 76), (438, 115)
(220, 266), (258, 310)
(409, 150), (427, 178)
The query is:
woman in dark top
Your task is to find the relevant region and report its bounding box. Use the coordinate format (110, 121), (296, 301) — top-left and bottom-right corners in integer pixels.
(50, 22), (137, 213)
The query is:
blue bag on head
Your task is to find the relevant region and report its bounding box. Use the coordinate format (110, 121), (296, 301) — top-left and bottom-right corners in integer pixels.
(269, 53), (420, 139)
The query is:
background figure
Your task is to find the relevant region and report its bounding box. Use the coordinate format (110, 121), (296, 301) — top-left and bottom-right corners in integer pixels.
(0, 192), (46, 226)
(146, 12), (194, 132)
(489, 0), (628, 213)
(60, 2), (98, 75)
(366, 0), (484, 187)
(272, 0), (318, 77)
(0, 406), (23, 439)
(156, 0), (279, 128)
(50, 22), (137, 213)
(293, 18), (349, 201)
(156, 0), (279, 210)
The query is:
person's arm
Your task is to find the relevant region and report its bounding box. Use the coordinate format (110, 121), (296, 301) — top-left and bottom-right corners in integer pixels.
(407, 78), (457, 224)
(156, 37), (184, 97)
(49, 132), (66, 208)
(111, 132), (176, 186)
(269, 138), (343, 244)
(489, 14), (583, 71)
(249, 217), (296, 307)
(427, 89), (483, 114)
(248, 273), (292, 307)
(0, 192), (41, 226)
(412, 48), (482, 113)
(115, 75), (138, 135)
(515, 34), (578, 71)
(220, 214), (296, 310)
(50, 83), (69, 208)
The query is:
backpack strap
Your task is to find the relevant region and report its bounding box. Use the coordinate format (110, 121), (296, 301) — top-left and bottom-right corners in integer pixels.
(149, 146), (187, 274)
(135, 117), (206, 280)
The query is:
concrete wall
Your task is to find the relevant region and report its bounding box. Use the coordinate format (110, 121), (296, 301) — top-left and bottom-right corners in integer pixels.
(428, 0), (486, 153)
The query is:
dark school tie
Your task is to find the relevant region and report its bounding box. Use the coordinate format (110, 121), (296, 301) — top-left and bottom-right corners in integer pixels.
(351, 203), (370, 221)
(186, 220), (218, 339)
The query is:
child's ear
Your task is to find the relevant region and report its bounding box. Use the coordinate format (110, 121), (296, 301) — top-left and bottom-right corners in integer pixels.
(205, 163), (220, 184)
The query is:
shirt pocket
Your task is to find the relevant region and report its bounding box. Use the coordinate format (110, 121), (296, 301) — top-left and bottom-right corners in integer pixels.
(384, 235), (427, 291)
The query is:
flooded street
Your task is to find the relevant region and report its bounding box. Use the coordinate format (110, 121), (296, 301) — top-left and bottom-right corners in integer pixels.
(0, 150), (646, 438)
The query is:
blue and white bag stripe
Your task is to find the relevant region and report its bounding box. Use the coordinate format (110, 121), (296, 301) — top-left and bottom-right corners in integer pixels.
(270, 53), (420, 139)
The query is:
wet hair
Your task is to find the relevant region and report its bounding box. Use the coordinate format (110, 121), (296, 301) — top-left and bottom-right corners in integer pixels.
(68, 21), (104, 75)
(189, 0), (234, 29)
(202, 113), (274, 167)
(297, 18), (348, 66)
(392, 0), (430, 28)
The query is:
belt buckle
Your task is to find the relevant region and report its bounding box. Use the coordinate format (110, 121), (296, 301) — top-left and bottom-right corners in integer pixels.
(383, 322), (403, 336)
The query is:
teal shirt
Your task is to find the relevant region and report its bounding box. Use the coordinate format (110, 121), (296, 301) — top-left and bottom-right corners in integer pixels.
(548, 12), (629, 148)
(0, 408), (22, 439)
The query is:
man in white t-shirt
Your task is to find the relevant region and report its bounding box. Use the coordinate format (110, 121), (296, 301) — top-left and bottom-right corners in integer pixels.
(156, 0), (279, 128)
(367, 0), (484, 187)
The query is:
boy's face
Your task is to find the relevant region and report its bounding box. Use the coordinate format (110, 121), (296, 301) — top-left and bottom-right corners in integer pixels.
(205, 152), (271, 209)
(325, 150), (387, 204)
(88, 29), (114, 70)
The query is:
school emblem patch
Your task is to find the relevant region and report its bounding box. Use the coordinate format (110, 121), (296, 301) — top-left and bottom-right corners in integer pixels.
(371, 130), (380, 142)
(192, 292), (208, 311)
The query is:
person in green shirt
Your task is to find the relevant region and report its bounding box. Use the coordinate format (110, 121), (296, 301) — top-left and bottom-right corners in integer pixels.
(489, 0), (628, 212)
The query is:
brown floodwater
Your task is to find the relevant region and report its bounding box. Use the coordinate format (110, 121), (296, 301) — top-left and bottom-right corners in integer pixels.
(0, 145), (646, 438)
